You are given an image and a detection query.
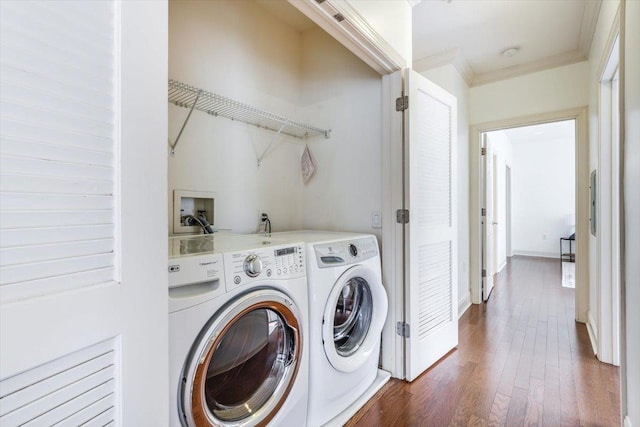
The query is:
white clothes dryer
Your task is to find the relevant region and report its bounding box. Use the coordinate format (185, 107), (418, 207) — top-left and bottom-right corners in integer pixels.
(168, 233), (308, 427)
(270, 231), (390, 427)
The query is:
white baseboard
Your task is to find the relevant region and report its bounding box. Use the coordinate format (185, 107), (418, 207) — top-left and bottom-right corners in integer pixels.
(586, 310), (599, 357)
(497, 260), (507, 273)
(512, 249), (558, 259)
(458, 292), (471, 318)
(624, 415), (633, 427)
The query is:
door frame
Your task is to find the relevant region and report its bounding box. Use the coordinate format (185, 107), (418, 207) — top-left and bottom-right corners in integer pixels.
(594, 20), (621, 365)
(506, 165), (512, 258)
(469, 107), (589, 324)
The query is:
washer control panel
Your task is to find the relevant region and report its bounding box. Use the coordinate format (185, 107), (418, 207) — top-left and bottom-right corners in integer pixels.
(224, 242), (305, 291)
(314, 236), (379, 269)
(168, 253), (225, 289)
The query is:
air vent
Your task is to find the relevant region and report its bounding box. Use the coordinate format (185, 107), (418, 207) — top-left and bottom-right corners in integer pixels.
(315, 0), (326, 3)
(333, 13), (345, 22)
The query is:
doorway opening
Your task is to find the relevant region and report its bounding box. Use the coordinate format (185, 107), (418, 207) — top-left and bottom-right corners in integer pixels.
(480, 120), (576, 301)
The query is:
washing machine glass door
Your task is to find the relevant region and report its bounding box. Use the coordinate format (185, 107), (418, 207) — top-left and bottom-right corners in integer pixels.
(323, 265), (388, 373)
(181, 290), (302, 427)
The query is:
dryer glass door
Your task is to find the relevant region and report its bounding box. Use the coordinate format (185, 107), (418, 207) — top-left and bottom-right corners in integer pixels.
(334, 277), (373, 356)
(323, 265), (388, 372)
(182, 293), (301, 426)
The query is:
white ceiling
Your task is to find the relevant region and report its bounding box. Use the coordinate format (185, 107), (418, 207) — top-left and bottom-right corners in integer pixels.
(503, 119), (575, 144)
(256, 0), (601, 87)
(412, 0), (602, 86)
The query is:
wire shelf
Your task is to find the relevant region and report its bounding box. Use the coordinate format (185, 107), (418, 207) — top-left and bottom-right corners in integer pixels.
(168, 79), (330, 140)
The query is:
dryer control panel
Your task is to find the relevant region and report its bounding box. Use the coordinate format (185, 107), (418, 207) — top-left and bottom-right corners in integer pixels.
(314, 236), (379, 268)
(224, 242), (305, 291)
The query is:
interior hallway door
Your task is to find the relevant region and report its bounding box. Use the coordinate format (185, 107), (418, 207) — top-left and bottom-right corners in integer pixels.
(482, 134), (495, 301)
(403, 69), (458, 382)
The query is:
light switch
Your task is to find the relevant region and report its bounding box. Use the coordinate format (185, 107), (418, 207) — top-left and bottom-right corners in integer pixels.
(372, 211), (382, 229)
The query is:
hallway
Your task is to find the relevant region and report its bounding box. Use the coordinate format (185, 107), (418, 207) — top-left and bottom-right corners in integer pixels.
(347, 256), (620, 426)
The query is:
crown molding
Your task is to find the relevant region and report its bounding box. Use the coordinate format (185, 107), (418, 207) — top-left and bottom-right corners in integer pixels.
(414, 47), (588, 87)
(579, 0), (602, 58)
(413, 48), (474, 86)
(288, 0), (406, 74)
(406, 0), (423, 7)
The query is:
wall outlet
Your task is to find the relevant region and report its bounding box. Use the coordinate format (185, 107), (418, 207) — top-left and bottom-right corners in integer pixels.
(372, 211), (382, 229)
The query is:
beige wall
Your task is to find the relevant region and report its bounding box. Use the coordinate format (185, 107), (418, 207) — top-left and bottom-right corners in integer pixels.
(300, 28), (383, 238)
(168, 1), (382, 236)
(469, 61), (589, 125)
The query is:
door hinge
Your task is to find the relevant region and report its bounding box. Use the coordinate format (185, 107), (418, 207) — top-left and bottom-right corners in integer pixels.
(482, 269), (487, 278)
(481, 147), (487, 155)
(396, 209), (409, 224)
(481, 208), (486, 216)
(396, 95), (408, 112)
(396, 322), (410, 338)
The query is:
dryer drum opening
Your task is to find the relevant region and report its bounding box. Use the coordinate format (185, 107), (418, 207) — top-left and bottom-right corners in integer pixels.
(187, 298), (302, 427)
(333, 277), (373, 357)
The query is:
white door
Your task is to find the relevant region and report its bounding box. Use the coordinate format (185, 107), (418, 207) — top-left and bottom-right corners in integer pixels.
(482, 135), (495, 301)
(0, 2), (168, 424)
(404, 69), (458, 382)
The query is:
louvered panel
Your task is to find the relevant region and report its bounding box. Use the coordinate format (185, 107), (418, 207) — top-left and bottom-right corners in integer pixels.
(81, 409), (115, 427)
(0, 4), (114, 80)
(0, 65), (113, 110)
(0, 156), (113, 181)
(0, 268), (115, 302)
(0, 339), (116, 427)
(0, 225), (113, 247)
(1, 175), (112, 196)
(1, 83), (113, 125)
(417, 242), (452, 340)
(0, 40), (113, 94)
(0, 2), (113, 56)
(1, 253), (115, 285)
(0, 339), (114, 396)
(1, 119), (112, 151)
(80, 407), (116, 427)
(38, 1), (114, 40)
(19, 381), (114, 427)
(0, 353), (113, 413)
(1, 138), (113, 167)
(0, 239), (114, 266)
(1, 194), (113, 211)
(414, 90), (451, 227)
(0, 211), (113, 229)
(50, 397), (114, 427)
(0, 101), (113, 139)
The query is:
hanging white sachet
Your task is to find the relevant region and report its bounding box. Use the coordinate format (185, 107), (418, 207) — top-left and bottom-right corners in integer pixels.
(301, 144), (315, 183)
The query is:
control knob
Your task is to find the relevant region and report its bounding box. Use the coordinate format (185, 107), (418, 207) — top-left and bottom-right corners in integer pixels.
(349, 244), (358, 257)
(243, 254), (263, 277)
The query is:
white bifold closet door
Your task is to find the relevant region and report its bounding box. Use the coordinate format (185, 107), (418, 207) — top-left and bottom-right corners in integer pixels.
(404, 69), (458, 382)
(0, 1), (168, 425)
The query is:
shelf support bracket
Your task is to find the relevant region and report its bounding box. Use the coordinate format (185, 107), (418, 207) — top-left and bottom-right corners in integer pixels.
(169, 89), (202, 156)
(257, 123), (286, 166)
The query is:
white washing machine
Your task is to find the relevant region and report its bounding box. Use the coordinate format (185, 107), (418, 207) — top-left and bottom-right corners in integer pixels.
(168, 233), (309, 427)
(270, 231), (390, 427)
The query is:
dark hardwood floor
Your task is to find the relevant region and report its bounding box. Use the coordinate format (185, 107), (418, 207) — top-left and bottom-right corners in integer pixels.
(346, 256), (620, 427)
